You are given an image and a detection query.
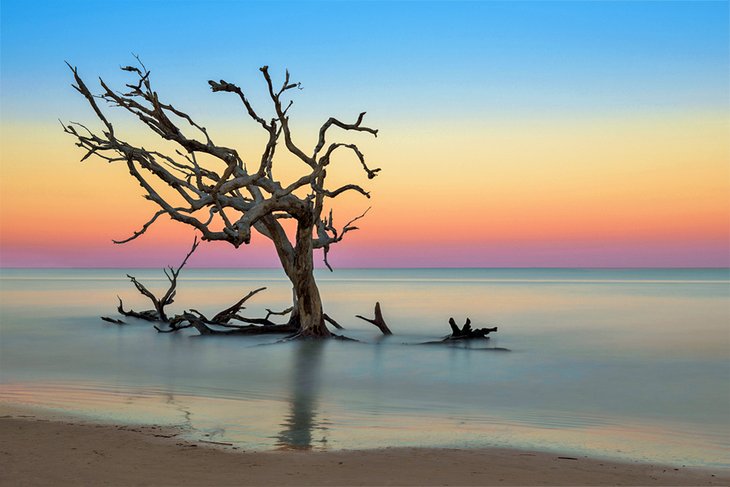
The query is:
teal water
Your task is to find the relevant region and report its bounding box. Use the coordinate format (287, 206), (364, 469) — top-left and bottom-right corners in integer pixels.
(1, 268), (728, 466)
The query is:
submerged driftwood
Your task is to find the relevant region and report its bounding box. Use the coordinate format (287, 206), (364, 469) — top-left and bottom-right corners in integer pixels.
(355, 302), (393, 335)
(100, 316), (125, 325)
(355, 302), (503, 347)
(178, 288), (298, 335)
(416, 318), (501, 346)
(445, 317), (498, 341)
(116, 237), (199, 323)
(104, 239), (503, 345)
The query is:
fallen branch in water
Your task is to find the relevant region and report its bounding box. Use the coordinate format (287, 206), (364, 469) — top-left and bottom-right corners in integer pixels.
(444, 317), (498, 341)
(110, 237), (301, 336)
(355, 302), (392, 335)
(355, 302), (505, 348)
(101, 316), (125, 325)
(418, 318), (499, 345)
(118, 237), (199, 322)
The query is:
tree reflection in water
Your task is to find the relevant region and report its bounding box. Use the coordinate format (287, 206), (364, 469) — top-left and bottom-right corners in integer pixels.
(276, 340), (328, 449)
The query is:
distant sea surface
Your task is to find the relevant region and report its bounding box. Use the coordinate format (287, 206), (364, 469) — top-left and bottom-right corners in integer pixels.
(1, 268), (728, 466)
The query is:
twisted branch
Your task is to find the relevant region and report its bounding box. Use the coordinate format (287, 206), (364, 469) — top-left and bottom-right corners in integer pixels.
(117, 237), (199, 322)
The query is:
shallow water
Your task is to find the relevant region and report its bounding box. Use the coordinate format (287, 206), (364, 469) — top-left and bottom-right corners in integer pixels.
(1, 268), (728, 466)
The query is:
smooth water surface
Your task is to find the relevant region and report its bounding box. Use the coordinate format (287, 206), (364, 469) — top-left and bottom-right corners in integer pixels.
(1, 268), (728, 466)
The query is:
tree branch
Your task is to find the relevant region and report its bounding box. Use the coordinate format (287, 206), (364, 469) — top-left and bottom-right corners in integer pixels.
(119, 237), (199, 322)
(313, 112), (378, 159)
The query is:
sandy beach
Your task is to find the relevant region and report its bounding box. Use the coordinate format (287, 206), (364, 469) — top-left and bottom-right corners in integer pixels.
(1, 406), (727, 487)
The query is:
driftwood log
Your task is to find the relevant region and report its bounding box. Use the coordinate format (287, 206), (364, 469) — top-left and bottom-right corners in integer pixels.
(417, 317), (500, 346)
(445, 317), (498, 341)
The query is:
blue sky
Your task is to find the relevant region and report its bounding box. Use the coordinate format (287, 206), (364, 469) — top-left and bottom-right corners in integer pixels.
(2, 0), (728, 123)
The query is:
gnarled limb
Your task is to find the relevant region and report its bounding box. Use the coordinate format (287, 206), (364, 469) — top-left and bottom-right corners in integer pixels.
(315, 208), (370, 271)
(183, 312), (297, 336)
(153, 314), (194, 333)
(112, 245), (299, 336)
(118, 237), (199, 322)
(117, 296), (161, 321)
(266, 306), (294, 321)
(209, 287), (267, 324)
(355, 302), (393, 335)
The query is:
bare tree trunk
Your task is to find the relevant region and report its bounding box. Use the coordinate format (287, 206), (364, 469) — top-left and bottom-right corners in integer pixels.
(280, 219), (330, 338)
(291, 266), (327, 337)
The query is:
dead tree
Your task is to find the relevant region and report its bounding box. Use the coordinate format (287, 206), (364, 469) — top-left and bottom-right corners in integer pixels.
(64, 59), (380, 338)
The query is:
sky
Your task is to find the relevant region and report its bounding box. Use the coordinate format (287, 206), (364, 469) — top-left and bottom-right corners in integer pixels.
(0, 0), (728, 268)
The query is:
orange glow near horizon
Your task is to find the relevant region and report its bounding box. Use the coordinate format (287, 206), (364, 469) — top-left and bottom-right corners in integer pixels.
(1, 111), (728, 267)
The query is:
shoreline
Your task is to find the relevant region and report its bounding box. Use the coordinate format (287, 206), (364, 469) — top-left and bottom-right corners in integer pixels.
(1, 405), (727, 486)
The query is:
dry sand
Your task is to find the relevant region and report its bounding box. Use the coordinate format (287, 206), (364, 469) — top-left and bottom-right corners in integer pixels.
(1, 406), (727, 486)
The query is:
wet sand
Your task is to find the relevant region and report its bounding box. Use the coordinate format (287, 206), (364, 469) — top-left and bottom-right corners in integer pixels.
(1, 407), (727, 486)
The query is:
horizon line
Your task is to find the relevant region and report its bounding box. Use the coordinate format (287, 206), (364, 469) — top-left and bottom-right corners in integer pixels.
(1, 266), (728, 271)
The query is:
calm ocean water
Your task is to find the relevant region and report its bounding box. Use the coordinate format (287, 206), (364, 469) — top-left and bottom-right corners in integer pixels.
(1, 268), (728, 466)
